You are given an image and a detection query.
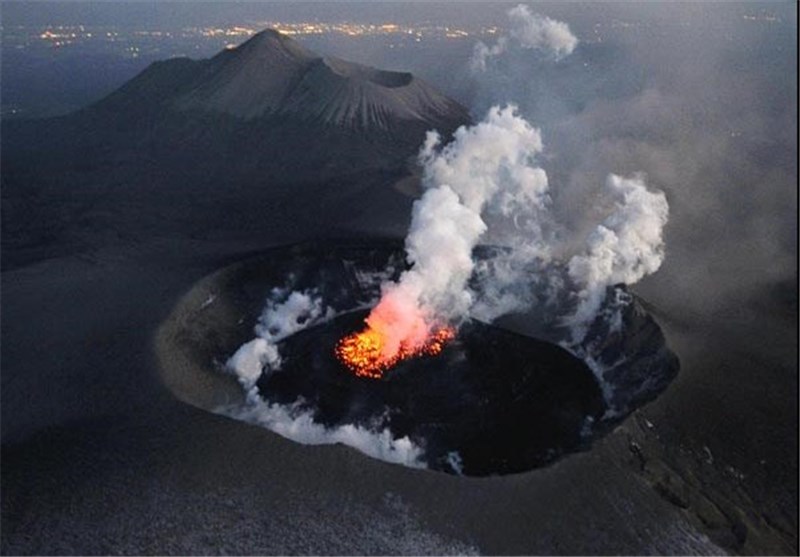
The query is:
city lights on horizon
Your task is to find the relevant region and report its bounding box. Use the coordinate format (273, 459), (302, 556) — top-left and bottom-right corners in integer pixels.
(18, 20), (489, 51)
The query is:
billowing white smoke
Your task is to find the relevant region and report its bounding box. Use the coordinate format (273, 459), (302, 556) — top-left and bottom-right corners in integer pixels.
(471, 4), (578, 72)
(388, 105), (668, 346)
(364, 186), (485, 358)
(363, 105), (551, 359)
(228, 104), (670, 380)
(227, 288), (335, 388)
(566, 174), (669, 341)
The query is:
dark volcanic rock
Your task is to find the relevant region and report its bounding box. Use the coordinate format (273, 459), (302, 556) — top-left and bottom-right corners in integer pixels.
(578, 286), (680, 414)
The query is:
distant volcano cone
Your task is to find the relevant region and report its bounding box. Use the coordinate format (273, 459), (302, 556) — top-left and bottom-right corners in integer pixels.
(68, 29), (471, 192)
(96, 28), (470, 132)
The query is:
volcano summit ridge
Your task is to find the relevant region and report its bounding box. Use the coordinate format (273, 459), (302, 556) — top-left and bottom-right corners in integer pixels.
(96, 28), (469, 131)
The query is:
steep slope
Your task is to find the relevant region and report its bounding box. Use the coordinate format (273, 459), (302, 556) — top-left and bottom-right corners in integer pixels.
(173, 30), (318, 119)
(277, 56), (463, 129)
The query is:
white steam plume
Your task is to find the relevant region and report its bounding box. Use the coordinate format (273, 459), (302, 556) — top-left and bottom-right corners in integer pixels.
(471, 4), (578, 72)
(365, 104), (551, 359)
(566, 174), (669, 340)
(220, 118), (669, 468)
(220, 6), (670, 464)
(367, 104), (669, 354)
(227, 288), (335, 388)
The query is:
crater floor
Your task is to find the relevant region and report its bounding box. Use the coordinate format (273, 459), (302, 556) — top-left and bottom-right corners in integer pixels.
(262, 310), (605, 475)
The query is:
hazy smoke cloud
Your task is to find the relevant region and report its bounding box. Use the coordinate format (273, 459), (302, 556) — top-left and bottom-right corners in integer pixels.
(217, 69), (663, 386)
(471, 4), (578, 72)
(222, 103), (671, 465)
(220, 3), (707, 467)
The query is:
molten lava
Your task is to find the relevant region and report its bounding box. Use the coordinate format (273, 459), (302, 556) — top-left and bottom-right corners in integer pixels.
(335, 324), (456, 379)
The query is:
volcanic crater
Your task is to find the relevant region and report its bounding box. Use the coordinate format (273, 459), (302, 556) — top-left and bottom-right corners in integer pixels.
(156, 239), (679, 476)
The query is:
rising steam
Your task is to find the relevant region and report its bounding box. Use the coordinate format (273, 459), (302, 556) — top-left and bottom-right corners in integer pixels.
(358, 104), (668, 359)
(566, 174), (669, 341)
(356, 105), (549, 364)
(228, 87), (669, 396)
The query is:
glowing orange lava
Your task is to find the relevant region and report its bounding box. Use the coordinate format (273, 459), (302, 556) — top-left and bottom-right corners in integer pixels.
(335, 324), (456, 379)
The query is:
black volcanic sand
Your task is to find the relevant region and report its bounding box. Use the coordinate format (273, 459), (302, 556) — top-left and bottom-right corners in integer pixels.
(2, 237), (796, 555)
(262, 310), (605, 475)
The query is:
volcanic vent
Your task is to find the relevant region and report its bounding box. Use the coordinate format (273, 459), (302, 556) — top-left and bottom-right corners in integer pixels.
(157, 240), (678, 476)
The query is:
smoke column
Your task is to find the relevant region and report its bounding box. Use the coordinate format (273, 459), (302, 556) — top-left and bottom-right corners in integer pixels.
(229, 6), (669, 379)
(361, 104), (551, 361)
(366, 105), (668, 352)
(364, 0), (666, 351)
(566, 174), (669, 341)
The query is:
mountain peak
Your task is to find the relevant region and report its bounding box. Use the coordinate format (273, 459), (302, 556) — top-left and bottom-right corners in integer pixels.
(97, 28), (470, 133)
(231, 29), (315, 62)
(246, 28), (285, 43)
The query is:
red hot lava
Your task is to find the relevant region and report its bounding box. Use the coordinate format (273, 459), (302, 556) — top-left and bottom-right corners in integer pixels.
(333, 297), (455, 378)
(335, 324), (455, 378)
